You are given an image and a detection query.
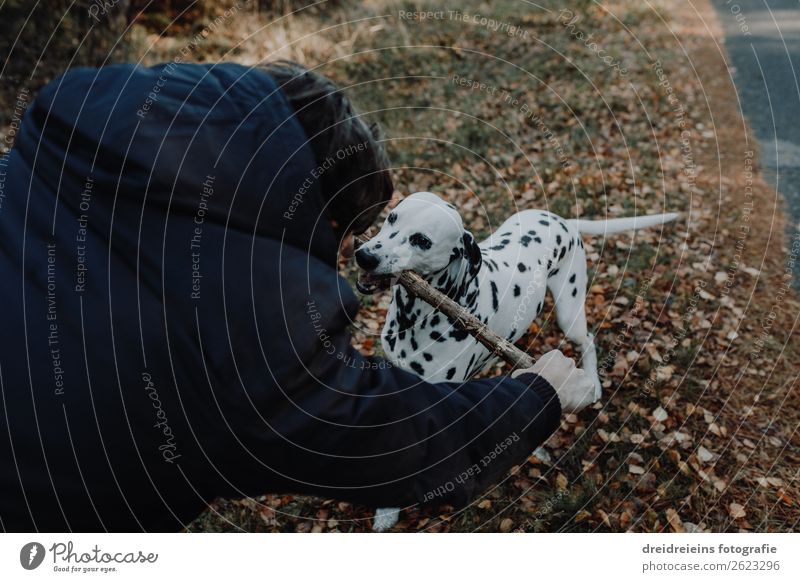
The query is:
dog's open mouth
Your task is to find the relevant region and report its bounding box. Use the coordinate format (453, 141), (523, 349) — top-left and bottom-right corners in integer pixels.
(356, 271), (394, 294)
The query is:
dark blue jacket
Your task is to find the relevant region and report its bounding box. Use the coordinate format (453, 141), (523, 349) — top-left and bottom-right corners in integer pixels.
(0, 63), (560, 531)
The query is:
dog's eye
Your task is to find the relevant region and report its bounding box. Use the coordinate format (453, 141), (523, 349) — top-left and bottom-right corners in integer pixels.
(409, 233), (432, 250)
(387, 212), (397, 225)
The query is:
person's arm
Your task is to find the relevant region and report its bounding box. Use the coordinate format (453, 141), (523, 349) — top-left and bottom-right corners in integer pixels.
(262, 334), (562, 509)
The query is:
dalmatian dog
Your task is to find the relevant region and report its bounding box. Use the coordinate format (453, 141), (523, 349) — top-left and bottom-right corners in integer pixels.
(355, 191), (679, 530)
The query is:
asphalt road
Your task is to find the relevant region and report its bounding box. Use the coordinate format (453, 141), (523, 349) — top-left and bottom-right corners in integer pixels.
(711, 0), (800, 243)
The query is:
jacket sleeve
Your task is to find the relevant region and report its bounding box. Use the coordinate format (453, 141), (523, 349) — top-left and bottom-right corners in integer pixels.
(306, 345), (562, 508)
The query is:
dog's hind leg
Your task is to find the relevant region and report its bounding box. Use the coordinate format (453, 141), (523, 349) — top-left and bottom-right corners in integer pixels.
(546, 244), (602, 401)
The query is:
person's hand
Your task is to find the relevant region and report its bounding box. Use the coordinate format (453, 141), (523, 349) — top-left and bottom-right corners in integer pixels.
(512, 350), (596, 413)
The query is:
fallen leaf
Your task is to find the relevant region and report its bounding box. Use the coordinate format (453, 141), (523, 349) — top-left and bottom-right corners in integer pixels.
(530, 446), (552, 464)
(652, 406), (668, 422)
(728, 503), (746, 519)
(620, 511), (632, 529)
(696, 446), (716, 464)
(574, 510), (591, 523)
(776, 490), (794, 506)
(656, 365), (674, 382)
(666, 508), (685, 532)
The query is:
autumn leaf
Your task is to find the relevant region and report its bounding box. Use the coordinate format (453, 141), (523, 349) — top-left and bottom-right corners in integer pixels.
(728, 503), (747, 520)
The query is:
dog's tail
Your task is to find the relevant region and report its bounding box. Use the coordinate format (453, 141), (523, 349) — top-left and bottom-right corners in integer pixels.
(567, 212), (680, 236)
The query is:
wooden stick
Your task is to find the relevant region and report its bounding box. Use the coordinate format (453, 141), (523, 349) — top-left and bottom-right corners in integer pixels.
(355, 236), (535, 370)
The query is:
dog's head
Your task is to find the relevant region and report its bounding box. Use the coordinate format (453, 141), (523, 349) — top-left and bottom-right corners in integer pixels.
(355, 191), (480, 294)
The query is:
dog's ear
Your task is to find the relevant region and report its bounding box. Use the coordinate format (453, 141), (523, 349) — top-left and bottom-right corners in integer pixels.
(462, 231), (482, 272)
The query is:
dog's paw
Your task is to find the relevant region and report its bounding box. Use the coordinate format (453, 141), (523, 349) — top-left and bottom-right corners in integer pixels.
(373, 507), (400, 532)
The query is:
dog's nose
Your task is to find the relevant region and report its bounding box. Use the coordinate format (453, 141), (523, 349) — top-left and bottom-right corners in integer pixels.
(355, 247), (381, 271)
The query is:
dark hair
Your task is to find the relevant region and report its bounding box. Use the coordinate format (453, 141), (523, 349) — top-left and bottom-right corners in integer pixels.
(261, 60), (393, 237)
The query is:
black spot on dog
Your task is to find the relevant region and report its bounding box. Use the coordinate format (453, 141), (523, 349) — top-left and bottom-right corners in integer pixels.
(490, 281), (499, 311)
(556, 235), (562, 245)
(410, 337), (418, 351)
(547, 260), (552, 269)
(400, 350), (406, 358)
(462, 232), (483, 275)
(560, 222), (569, 233)
(446, 367), (456, 380)
(549, 268), (560, 278)
(385, 334), (396, 351)
(569, 238), (574, 250)
(552, 248), (558, 258)
(395, 288), (418, 330)
(569, 273), (576, 283)
(513, 284), (521, 297)
(518, 263), (527, 272)
(528, 230), (537, 236)
(399, 331), (406, 341)
(572, 287), (578, 297)
(503, 261), (509, 267)
(520, 235), (532, 247)
(537, 301), (543, 312)
(437, 272), (449, 286)
(539, 219), (550, 226)
(410, 361), (425, 376)
(534, 236), (542, 243)
(559, 247), (566, 260)
(449, 327), (469, 341)
(430, 331), (446, 342)
(389, 231), (398, 239)
(409, 232), (432, 250)
(485, 261), (495, 272)
(430, 315), (441, 327)
(423, 352), (433, 361)
(490, 245), (505, 251)
(387, 212), (397, 225)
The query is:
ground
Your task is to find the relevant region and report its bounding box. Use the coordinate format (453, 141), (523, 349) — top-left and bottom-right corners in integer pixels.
(4, 0), (798, 532)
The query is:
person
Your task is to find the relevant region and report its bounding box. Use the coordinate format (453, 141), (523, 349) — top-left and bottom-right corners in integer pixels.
(0, 61), (595, 532)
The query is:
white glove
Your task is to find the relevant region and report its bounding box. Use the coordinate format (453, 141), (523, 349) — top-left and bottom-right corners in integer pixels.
(512, 350), (596, 413)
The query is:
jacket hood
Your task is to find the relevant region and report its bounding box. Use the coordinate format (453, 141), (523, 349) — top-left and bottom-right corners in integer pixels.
(14, 62), (339, 265)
